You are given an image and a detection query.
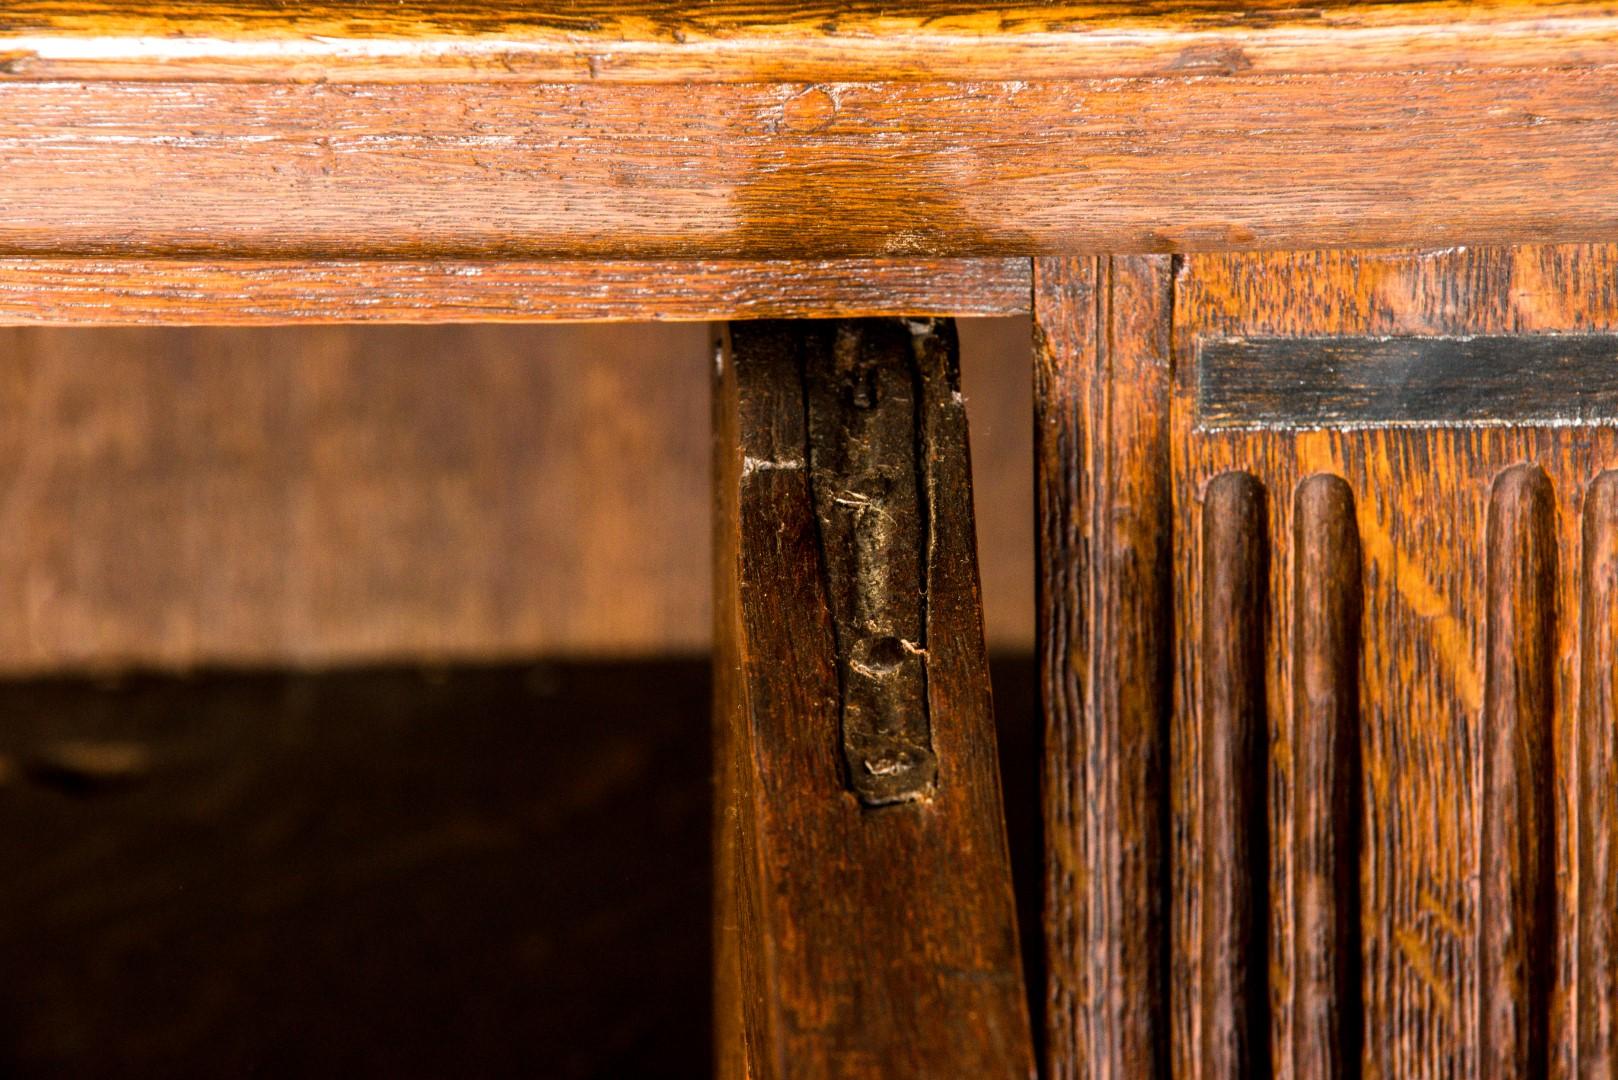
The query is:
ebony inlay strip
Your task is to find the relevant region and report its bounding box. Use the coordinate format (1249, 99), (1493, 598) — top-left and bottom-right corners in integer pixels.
(1201, 470), (1271, 1080)
(1291, 474), (1363, 1080)
(1580, 471), (1618, 1077)
(1197, 334), (1618, 430)
(1481, 463), (1557, 1080)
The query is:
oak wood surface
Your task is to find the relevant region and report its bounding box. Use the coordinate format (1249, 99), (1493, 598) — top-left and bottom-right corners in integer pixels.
(1170, 243), (1618, 1079)
(713, 318), (1034, 1079)
(1198, 470), (1270, 1080)
(1290, 474), (1363, 1080)
(0, 258), (1032, 326)
(6, 68), (1618, 261)
(3, 0), (1612, 83)
(1035, 255), (1172, 1080)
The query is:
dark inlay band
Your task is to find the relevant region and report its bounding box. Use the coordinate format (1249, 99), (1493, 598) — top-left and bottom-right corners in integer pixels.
(1198, 335), (1618, 430)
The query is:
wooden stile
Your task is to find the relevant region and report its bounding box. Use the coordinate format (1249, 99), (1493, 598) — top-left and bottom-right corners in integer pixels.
(713, 317), (1034, 1079)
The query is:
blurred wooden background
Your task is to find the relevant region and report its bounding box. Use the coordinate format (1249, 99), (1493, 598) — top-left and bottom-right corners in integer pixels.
(0, 320), (1031, 672)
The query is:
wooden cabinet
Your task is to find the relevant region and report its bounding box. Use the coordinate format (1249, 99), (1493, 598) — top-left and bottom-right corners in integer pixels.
(7, 1), (1618, 1075)
(1040, 247), (1618, 1077)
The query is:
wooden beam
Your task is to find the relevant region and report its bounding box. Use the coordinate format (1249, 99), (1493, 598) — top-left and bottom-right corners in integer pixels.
(4, 3), (1618, 262)
(3, 0), (1613, 83)
(713, 317), (1034, 1078)
(0, 258), (1031, 326)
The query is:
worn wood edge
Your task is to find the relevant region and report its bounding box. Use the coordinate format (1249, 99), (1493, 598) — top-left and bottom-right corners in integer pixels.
(713, 317), (1035, 1078)
(0, 258), (1033, 325)
(3, 1), (1616, 82)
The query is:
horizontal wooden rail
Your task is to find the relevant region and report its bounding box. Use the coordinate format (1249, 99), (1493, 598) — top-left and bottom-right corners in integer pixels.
(3, 0), (1615, 83)
(0, 258), (1031, 325)
(3, 2), (1618, 263)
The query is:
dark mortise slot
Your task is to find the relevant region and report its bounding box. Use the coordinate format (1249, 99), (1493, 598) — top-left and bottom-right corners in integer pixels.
(1197, 334), (1618, 430)
(805, 320), (940, 806)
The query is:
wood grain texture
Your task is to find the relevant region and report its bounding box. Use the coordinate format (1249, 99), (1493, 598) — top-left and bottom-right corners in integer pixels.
(1578, 471), (1618, 1080)
(1199, 470), (1271, 1080)
(1291, 473), (1363, 1080)
(0, 258), (1032, 325)
(5, 67), (1618, 260)
(1172, 243), (1618, 1080)
(713, 318), (1034, 1079)
(3, 0), (1614, 83)
(1035, 255), (1171, 1079)
(1481, 463), (1558, 1080)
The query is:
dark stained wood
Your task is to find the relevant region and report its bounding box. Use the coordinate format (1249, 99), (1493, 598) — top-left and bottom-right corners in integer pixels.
(4, 68), (1618, 261)
(713, 318), (1034, 1078)
(2, 0), (1611, 83)
(1481, 463), (1558, 1080)
(804, 320), (939, 805)
(1034, 255), (1171, 1079)
(1171, 243), (1618, 1079)
(1199, 470), (1270, 1080)
(1197, 334), (1618, 431)
(0, 258), (1032, 326)
(1579, 471), (1618, 1080)
(1291, 473), (1363, 1080)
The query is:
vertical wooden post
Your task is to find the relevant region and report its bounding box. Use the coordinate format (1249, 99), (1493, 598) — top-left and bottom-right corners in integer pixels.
(1035, 256), (1173, 1079)
(713, 318), (1035, 1080)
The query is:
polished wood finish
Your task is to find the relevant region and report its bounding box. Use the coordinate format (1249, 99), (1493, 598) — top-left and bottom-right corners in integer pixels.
(1481, 464), (1558, 1080)
(0, 258), (1031, 326)
(1291, 474), (1362, 1080)
(1164, 243), (1618, 1079)
(6, 70), (1617, 262)
(1198, 470), (1270, 1080)
(1579, 472), (1618, 1080)
(713, 318), (1033, 1079)
(1035, 255), (1171, 1079)
(5, 0), (1614, 83)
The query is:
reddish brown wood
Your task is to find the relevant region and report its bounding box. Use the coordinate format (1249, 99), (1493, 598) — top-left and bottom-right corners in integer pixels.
(1035, 255), (1171, 1078)
(713, 317), (1034, 1079)
(1580, 471), (1618, 1080)
(1200, 470), (1270, 1080)
(1169, 244), (1618, 1079)
(1482, 464), (1558, 1080)
(5, 0), (1614, 84)
(1291, 474), (1363, 1080)
(0, 258), (1031, 325)
(4, 69), (1618, 261)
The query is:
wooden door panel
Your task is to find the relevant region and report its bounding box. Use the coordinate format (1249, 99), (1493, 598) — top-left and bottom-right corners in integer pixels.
(1039, 245), (1618, 1078)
